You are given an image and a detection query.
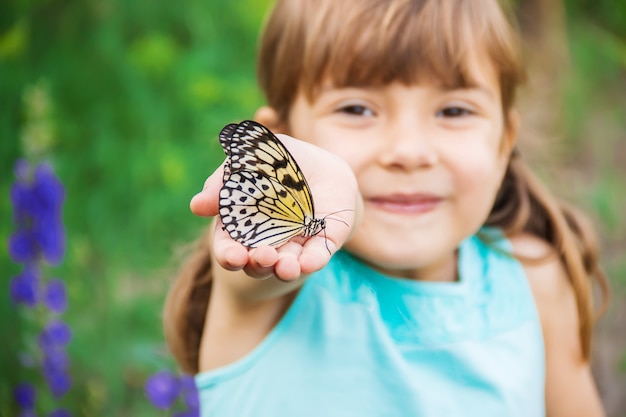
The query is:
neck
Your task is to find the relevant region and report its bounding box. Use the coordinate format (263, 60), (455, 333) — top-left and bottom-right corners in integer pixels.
(359, 250), (459, 282)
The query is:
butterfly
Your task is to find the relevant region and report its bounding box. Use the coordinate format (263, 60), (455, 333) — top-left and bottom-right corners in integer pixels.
(218, 120), (327, 248)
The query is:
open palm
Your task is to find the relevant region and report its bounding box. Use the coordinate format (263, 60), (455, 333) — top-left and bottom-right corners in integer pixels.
(190, 133), (360, 281)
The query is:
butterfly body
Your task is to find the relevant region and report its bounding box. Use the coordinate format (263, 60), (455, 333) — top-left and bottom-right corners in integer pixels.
(218, 120), (326, 248)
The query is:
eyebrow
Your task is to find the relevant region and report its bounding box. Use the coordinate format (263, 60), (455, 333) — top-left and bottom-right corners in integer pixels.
(438, 84), (495, 99)
(317, 82), (497, 100)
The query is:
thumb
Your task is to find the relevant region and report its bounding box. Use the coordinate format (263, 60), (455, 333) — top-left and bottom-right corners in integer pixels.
(190, 162), (225, 217)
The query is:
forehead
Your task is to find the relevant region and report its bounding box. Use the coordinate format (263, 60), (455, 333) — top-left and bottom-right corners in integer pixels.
(258, 0), (523, 120)
(301, 4), (503, 98)
(311, 47), (502, 105)
(310, 22), (490, 90)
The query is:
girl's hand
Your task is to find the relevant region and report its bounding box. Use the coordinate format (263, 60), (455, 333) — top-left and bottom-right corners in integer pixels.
(190, 133), (360, 282)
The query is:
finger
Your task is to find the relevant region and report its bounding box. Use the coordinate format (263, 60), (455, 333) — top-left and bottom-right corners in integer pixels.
(243, 246), (280, 279)
(274, 241), (305, 281)
(295, 207), (353, 274)
(190, 162), (225, 217)
(213, 219), (250, 271)
(299, 235), (334, 274)
(321, 210), (355, 247)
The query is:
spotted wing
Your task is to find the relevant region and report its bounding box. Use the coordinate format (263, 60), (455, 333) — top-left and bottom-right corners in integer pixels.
(219, 171), (313, 247)
(217, 120), (316, 247)
(218, 120), (315, 215)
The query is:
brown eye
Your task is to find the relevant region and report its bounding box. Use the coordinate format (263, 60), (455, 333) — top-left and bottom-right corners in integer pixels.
(338, 105), (374, 117)
(438, 107), (472, 118)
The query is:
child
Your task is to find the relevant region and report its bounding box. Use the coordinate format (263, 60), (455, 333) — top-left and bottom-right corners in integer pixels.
(164, 0), (609, 415)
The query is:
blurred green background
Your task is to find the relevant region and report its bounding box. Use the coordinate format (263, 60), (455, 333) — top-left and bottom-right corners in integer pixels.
(1, 0), (624, 416)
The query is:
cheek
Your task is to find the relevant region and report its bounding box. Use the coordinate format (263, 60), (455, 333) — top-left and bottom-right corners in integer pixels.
(452, 145), (507, 212)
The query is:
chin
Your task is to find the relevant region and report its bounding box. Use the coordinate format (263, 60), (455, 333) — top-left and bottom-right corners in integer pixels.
(345, 239), (434, 271)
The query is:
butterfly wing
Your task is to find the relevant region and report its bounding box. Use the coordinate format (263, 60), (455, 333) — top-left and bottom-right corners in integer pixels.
(218, 120), (318, 247)
(220, 171), (313, 247)
(219, 123), (238, 181)
(219, 120), (315, 215)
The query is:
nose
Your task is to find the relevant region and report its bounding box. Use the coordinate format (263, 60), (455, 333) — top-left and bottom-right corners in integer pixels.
(377, 116), (439, 171)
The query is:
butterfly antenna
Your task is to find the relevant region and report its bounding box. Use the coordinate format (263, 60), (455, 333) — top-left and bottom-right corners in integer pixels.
(322, 209), (353, 228)
(319, 208), (354, 255)
(323, 226), (331, 255)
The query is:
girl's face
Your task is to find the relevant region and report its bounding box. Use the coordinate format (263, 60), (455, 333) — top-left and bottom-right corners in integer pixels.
(283, 56), (516, 281)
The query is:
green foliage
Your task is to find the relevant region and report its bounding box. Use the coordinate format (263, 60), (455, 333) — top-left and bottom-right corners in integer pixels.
(1, 0), (270, 415)
(561, 2), (626, 295)
(564, 0), (626, 39)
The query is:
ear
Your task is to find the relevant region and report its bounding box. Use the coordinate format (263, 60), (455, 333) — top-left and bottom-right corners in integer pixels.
(254, 106), (288, 134)
(502, 108), (520, 156)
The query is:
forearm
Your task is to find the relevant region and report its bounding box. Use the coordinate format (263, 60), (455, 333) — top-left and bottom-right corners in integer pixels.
(212, 257), (305, 302)
(200, 249), (302, 371)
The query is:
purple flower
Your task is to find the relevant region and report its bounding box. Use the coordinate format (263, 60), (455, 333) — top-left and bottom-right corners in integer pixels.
(33, 163), (65, 212)
(180, 376), (199, 411)
(10, 159), (72, 410)
(180, 375), (196, 391)
(43, 366), (72, 398)
(14, 382), (36, 409)
(34, 219), (65, 266)
(10, 161), (66, 265)
(43, 348), (70, 373)
(39, 320), (72, 349)
(145, 371), (181, 410)
(10, 266), (40, 306)
(11, 180), (37, 227)
(48, 409), (72, 417)
(183, 389), (200, 410)
(9, 230), (38, 263)
(43, 368), (70, 397)
(43, 279), (67, 313)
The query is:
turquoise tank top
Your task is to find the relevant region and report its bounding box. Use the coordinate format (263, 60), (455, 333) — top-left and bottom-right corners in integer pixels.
(195, 231), (545, 416)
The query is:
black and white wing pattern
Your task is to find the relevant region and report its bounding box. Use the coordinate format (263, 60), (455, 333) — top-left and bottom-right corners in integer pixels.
(218, 120), (326, 248)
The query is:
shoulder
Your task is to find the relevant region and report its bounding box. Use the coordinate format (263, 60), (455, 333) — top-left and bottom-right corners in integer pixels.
(507, 232), (580, 352)
(483, 231), (577, 331)
(507, 232), (583, 362)
(505, 232), (605, 415)
(507, 232), (573, 306)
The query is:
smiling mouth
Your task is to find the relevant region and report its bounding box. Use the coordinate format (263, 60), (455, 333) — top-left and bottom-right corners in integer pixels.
(367, 194), (443, 214)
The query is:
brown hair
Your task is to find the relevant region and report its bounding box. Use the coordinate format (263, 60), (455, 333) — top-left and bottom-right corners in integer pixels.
(164, 227), (213, 373)
(259, 0), (524, 124)
(165, 0), (608, 373)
